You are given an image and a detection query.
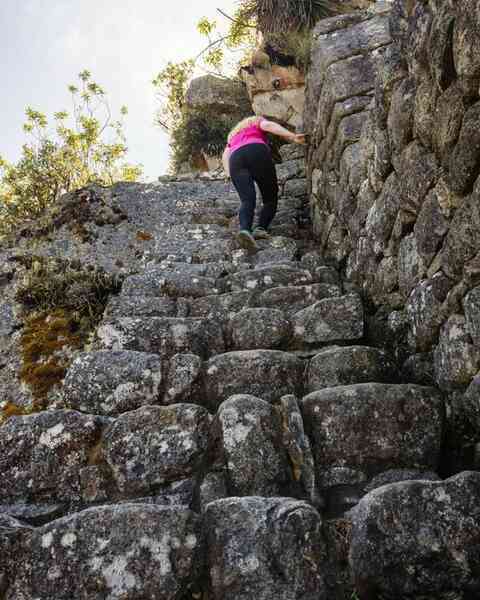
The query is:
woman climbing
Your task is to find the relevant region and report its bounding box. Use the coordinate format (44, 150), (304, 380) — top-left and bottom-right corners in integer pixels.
(222, 116), (306, 251)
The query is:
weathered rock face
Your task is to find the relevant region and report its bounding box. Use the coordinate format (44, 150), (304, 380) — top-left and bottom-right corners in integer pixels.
(302, 383), (443, 490)
(204, 497), (327, 600)
(7, 504), (203, 600)
(185, 75), (251, 116)
(305, 0), (480, 469)
(241, 57), (306, 129)
(349, 472), (480, 599)
(184, 75), (252, 170)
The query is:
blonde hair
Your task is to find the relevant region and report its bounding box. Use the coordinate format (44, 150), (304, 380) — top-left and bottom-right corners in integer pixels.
(227, 116), (263, 143)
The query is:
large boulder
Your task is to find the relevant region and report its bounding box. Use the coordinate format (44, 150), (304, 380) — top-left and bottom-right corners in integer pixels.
(63, 350), (163, 416)
(6, 504), (203, 600)
(0, 410), (103, 506)
(204, 350), (305, 409)
(301, 383), (444, 489)
(241, 56), (305, 129)
(185, 75), (251, 115)
(204, 497), (328, 600)
(307, 345), (397, 392)
(349, 472), (480, 599)
(103, 404), (210, 495)
(207, 395), (291, 497)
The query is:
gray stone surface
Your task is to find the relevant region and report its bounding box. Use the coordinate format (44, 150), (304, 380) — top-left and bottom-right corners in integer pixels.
(204, 497), (327, 600)
(255, 283), (341, 316)
(292, 294), (364, 345)
(363, 468), (440, 494)
(301, 383), (444, 488)
(203, 350), (304, 410)
(163, 353), (203, 404)
(350, 472), (480, 598)
(227, 265), (312, 292)
(7, 504), (203, 600)
(434, 314), (480, 390)
(229, 308), (291, 350)
(98, 316), (225, 359)
(63, 350), (163, 416)
(103, 404), (210, 494)
(0, 410), (103, 506)
(307, 346), (397, 392)
(208, 395), (290, 496)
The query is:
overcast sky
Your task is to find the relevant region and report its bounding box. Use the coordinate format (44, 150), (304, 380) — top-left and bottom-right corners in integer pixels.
(1, 0), (239, 180)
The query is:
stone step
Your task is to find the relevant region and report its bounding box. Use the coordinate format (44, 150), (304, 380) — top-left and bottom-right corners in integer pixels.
(189, 283), (341, 319)
(227, 264), (313, 292)
(300, 383), (444, 492)
(204, 497), (327, 600)
(5, 504), (203, 599)
(97, 317), (225, 359)
(63, 350), (163, 416)
(306, 345), (398, 392)
(122, 270), (226, 298)
(292, 293), (364, 345)
(204, 350), (305, 410)
(102, 404), (210, 496)
(349, 472), (480, 599)
(104, 295), (178, 319)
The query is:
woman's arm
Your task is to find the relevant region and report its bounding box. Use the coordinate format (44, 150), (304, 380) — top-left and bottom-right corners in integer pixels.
(222, 146), (231, 177)
(260, 119), (306, 144)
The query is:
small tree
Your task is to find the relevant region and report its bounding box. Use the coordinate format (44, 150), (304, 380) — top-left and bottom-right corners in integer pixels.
(0, 70), (142, 238)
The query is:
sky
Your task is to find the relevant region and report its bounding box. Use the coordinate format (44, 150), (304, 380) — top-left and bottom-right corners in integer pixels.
(1, 0), (239, 180)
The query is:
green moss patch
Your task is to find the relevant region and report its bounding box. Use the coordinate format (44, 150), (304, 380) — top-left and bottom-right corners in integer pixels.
(11, 256), (123, 406)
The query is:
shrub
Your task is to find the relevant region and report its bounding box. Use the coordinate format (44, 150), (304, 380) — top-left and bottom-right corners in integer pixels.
(0, 71), (142, 240)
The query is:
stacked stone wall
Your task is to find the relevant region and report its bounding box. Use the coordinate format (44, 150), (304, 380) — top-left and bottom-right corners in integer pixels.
(305, 0), (480, 471)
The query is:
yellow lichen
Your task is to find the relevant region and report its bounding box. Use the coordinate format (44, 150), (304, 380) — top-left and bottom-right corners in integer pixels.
(136, 230), (153, 241)
(19, 309), (84, 403)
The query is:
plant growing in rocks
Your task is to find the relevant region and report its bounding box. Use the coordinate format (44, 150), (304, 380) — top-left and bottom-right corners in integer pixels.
(0, 70), (142, 240)
(0, 256), (123, 414)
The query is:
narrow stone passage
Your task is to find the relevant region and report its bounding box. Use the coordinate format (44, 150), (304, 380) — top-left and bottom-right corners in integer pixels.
(0, 143), (474, 600)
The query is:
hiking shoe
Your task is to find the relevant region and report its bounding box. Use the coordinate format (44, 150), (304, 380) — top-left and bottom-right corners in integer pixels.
(236, 229), (258, 251)
(253, 227), (271, 240)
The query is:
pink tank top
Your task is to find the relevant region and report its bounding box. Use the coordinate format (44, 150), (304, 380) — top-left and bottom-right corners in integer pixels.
(227, 118), (269, 155)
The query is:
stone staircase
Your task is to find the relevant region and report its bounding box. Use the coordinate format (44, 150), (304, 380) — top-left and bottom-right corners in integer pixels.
(0, 144), (477, 600)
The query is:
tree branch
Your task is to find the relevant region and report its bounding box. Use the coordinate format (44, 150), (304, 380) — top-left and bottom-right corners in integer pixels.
(194, 35), (229, 62)
(216, 8), (256, 28)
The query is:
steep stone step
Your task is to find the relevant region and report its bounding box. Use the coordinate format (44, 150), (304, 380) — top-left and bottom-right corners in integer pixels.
(292, 293), (364, 345)
(228, 308), (292, 350)
(122, 270), (226, 298)
(255, 282), (341, 316)
(63, 350), (163, 416)
(102, 404), (210, 496)
(0, 410), (103, 508)
(207, 395), (292, 497)
(97, 317), (225, 359)
(104, 295), (178, 319)
(189, 283), (341, 319)
(204, 350), (305, 410)
(5, 504), (203, 599)
(301, 383), (444, 493)
(350, 472), (480, 599)
(306, 346), (398, 392)
(227, 264), (313, 292)
(204, 497), (327, 600)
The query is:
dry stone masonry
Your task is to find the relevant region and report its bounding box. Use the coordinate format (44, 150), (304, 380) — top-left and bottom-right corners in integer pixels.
(305, 0), (480, 477)
(1, 2), (480, 597)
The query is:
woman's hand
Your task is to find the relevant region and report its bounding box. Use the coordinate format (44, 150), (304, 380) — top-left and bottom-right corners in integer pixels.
(291, 133), (307, 145)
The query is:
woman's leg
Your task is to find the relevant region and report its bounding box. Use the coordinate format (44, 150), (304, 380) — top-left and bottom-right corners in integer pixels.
(248, 145), (278, 230)
(229, 148), (257, 231)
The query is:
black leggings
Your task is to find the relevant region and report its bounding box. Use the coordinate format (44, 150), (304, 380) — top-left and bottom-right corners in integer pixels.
(229, 143), (278, 231)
